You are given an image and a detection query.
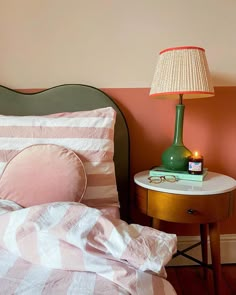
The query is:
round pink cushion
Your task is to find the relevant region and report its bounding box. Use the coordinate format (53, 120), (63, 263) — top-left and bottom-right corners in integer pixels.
(0, 144), (87, 207)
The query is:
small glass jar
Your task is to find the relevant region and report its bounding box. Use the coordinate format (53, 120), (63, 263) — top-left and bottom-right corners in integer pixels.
(188, 152), (204, 175)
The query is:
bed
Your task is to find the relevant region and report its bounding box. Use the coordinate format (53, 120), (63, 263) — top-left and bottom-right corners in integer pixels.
(0, 84), (177, 295)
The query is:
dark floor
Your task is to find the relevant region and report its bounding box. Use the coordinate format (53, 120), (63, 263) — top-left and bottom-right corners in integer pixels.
(166, 264), (236, 295)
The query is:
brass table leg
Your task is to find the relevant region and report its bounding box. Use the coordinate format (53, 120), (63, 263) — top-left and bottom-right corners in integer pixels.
(152, 218), (162, 230)
(209, 222), (222, 295)
(200, 224), (208, 279)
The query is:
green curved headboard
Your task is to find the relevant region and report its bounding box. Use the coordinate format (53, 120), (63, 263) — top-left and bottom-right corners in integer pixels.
(0, 84), (130, 221)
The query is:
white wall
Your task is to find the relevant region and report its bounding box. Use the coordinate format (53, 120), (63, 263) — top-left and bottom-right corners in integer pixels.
(0, 0), (236, 88)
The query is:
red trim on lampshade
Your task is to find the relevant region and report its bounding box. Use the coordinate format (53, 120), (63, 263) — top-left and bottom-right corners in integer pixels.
(159, 46), (205, 55)
(150, 90), (214, 97)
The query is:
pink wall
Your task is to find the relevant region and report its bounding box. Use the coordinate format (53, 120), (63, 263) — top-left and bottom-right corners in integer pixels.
(103, 87), (236, 235)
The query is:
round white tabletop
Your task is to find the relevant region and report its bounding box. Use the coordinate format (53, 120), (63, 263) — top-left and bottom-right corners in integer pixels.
(134, 171), (236, 195)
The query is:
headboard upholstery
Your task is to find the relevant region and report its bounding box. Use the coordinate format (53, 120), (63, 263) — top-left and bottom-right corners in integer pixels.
(0, 84), (130, 221)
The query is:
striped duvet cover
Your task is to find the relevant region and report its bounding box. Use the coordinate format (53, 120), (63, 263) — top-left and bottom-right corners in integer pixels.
(0, 200), (177, 295)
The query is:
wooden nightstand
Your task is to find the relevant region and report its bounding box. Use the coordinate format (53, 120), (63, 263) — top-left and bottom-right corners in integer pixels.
(134, 171), (236, 295)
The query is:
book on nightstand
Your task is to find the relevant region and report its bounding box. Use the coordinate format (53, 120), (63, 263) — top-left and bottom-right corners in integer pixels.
(149, 166), (208, 182)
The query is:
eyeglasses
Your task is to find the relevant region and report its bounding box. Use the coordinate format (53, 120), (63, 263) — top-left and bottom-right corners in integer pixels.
(148, 175), (177, 184)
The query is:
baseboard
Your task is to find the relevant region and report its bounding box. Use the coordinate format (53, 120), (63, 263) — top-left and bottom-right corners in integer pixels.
(168, 234), (236, 266)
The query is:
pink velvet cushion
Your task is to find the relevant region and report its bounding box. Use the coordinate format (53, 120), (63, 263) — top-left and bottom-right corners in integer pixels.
(0, 144), (87, 207)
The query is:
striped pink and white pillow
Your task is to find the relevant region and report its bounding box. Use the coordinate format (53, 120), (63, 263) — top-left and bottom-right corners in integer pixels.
(0, 107), (119, 208)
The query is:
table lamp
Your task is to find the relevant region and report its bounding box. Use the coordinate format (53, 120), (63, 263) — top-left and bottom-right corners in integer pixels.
(150, 46), (214, 171)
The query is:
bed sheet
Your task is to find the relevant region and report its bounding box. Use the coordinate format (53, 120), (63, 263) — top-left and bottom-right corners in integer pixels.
(0, 246), (176, 295)
(0, 200), (177, 295)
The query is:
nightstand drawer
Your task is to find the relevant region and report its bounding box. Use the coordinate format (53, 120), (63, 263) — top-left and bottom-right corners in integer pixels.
(135, 186), (148, 214)
(147, 190), (233, 224)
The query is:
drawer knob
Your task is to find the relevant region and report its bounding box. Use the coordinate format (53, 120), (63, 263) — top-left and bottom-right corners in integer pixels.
(187, 209), (196, 215)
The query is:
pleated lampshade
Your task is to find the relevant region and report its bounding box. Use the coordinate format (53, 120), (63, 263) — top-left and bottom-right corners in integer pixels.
(150, 46), (214, 99)
(149, 46), (214, 171)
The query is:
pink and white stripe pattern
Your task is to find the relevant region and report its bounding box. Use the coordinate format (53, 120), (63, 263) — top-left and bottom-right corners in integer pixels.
(0, 246), (131, 294)
(0, 107), (119, 208)
(0, 200), (177, 295)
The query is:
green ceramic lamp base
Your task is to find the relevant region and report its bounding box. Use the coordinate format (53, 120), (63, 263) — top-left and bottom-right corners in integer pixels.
(161, 100), (192, 171)
(161, 144), (192, 171)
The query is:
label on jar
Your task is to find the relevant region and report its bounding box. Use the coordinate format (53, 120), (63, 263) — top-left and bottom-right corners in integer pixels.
(188, 161), (202, 172)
